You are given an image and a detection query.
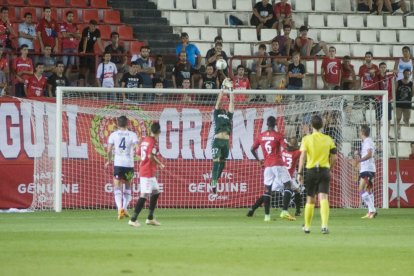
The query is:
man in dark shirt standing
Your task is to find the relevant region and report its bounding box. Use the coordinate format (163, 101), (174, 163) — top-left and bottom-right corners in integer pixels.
(105, 32), (127, 87)
(47, 61), (69, 97)
(251, 0), (277, 41)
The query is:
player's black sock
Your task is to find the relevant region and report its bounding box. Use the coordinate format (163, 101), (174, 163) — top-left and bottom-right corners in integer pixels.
(294, 192), (302, 214)
(251, 195), (264, 210)
(263, 193), (271, 215)
(147, 193), (160, 220)
(217, 161), (225, 179)
(211, 162), (221, 185)
(283, 189), (293, 211)
(131, 197), (146, 221)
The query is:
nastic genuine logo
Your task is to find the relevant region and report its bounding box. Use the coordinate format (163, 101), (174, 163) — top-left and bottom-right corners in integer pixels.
(90, 105), (151, 157)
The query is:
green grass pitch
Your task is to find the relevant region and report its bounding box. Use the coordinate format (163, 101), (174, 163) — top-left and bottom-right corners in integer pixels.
(1, 208), (414, 276)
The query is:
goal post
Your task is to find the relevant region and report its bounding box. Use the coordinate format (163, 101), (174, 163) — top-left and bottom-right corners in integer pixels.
(44, 87), (390, 211)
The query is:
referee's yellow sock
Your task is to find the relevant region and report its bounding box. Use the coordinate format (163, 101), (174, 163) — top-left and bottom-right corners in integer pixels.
(320, 199), (330, 228)
(304, 203), (315, 229)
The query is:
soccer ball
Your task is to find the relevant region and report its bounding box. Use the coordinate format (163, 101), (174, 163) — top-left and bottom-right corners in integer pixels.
(216, 59), (227, 70)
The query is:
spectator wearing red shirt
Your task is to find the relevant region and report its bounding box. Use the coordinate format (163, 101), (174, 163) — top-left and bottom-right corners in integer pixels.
(341, 56), (356, 90)
(358, 51), (380, 91)
(0, 7), (16, 50)
(129, 122), (165, 227)
(409, 142), (414, 160)
(232, 64), (251, 102)
(273, 0), (295, 35)
(321, 46), (342, 90)
(36, 7), (59, 54)
(0, 46), (9, 78)
(248, 116), (296, 221)
(60, 11), (80, 74)
(376, 62), (394, 138)
(295, 26), (328, 57)
(24, 62), (47, 98)
(12, 44), (33, 97)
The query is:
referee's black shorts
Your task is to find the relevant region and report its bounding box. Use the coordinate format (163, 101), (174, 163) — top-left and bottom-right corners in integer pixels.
(305, 168), (330, 197)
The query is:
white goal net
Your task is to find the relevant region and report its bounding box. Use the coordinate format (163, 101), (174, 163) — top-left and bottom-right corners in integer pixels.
(23, 87), (388, 211)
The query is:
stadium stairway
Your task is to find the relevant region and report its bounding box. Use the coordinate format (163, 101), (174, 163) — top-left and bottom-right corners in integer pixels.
(109, 0), (180, 57)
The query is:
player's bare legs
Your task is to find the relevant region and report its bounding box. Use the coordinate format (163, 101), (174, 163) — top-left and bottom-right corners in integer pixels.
(113, 178), (124, 219)
(359, 176), (377, 218)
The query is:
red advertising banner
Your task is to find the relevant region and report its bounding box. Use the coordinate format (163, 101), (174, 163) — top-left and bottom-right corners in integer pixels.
(1, 97), (413, 209)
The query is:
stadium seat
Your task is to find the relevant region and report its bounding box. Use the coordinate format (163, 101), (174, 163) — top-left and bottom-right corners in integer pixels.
(128, 41), (145, 54)
(216, 0), (234, 11)
(392, 45), (403, 57)
(90, 0), (108, 8)
(367, 16), (384, 28)
(99, 25), (112, 40)
(261, 29), (277, 41)
(7, 7), (17, 22)
(240, 28), (257, 42)
(20, 7), (38, 23)
(69, 0), (88, 7)
(6, 0), (24, 5)
(335, 0), (351, 11)
(373, 45), (390, 57)
(327, 15), (344, 28)
(315, 0), (332, 11)
(196, 42), (212, 57)
(379, 30), (397, 43)
(305, 60), (322, 75)
(236, 0), (252, 11)
(399, 30), (414, 43)
(82, 9), (99, 24)
(169, 12), (187, 25)
(359, 30), (377, 43)
(181, 27), (200, 40)
(103, 10), (121, 24)
(320, 29), (338, 42)
(352, 60), (363, 72)
(347, 15), (364, 28)
(157, 0), (175, 9)
(386, 16), (403, 28)
(308, 29), (319, 41)
(61, 8), (79, 23)
(27, 0), (46, 6)
(233, 43), (251, 56)
(117, 25), (133, 40)
(352, 45), (371, 57)
(196, 0), (213, 10)
(221, 28), (239, 41)
(340, 29), (357, 43)
(49, 0), (66, 7)
(188, 12), (205, 25)
(208, 13), (226, 26)
(331, 44), (350, 57)
(308, 14), (325, 27)
(406, 16), (414, 28)
(295, 0), (312, 11)
(292, 13), (305, 27)
(222, 43), (231, 55)
(200, 27), (218, 41)
(176, 0), (194, 10)
(396, 142), (411, 157)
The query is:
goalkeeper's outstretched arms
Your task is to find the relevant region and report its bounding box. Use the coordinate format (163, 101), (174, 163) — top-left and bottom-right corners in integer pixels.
(215, 89), (224, 110)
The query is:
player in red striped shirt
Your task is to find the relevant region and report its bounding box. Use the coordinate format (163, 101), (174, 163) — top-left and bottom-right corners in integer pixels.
(247, 116), (296, 221)
(129, 122), (165, 228)
(24, 62), (46, 98)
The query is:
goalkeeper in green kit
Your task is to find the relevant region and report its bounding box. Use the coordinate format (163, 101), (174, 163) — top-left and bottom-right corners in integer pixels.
(210, 78), (234, 194)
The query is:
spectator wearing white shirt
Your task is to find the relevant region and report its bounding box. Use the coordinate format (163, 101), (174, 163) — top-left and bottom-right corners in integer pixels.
(96, 51), (118, 100)
(18, 12), (37, 51)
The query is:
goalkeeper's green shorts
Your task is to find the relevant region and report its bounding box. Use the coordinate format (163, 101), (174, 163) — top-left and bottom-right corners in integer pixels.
(211, 138), (229, 161)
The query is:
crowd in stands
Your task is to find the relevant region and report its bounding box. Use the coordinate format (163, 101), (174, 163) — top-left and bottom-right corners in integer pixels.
(0, 1), (413, 149)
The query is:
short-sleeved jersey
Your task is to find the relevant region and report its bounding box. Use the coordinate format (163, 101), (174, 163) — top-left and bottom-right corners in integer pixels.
(25, 75), (47, 97)
(321, 57), (341, 85)
(213, 109), (233, 135)
(300, 132), (336, 169)
(358, 64), (380, 90)
(360, 137), (375, 173)
(47, 73), (69, 97)
(172, 61), (192, 88)
(108, 130), (139, 168)
(121, 72), (144, 88)
(252, 130), (285, 167)
(201, 75), (218, 89)
(175, 43), (200, 68)
(341, 63), (354, 82)
(36, 18), (59, 48)
(12, 57), (34, 84)
(60, 22), (79, 49)
(254, 2), (274, 18)
(96, 61), (118, 88)
(18, 22), (36, 49)
(137, 136), (159, 177)
(79, 27), (100, 53)
(288, 63), (305, 87)
(273, 2), (292, 17)
(282, 148), (301, 177)
(232, 76), (250, 102)
(104, 44), (126, 65)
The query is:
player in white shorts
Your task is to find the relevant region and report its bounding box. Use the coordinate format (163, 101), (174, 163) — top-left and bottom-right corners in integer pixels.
(105, 116), (139, 220)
